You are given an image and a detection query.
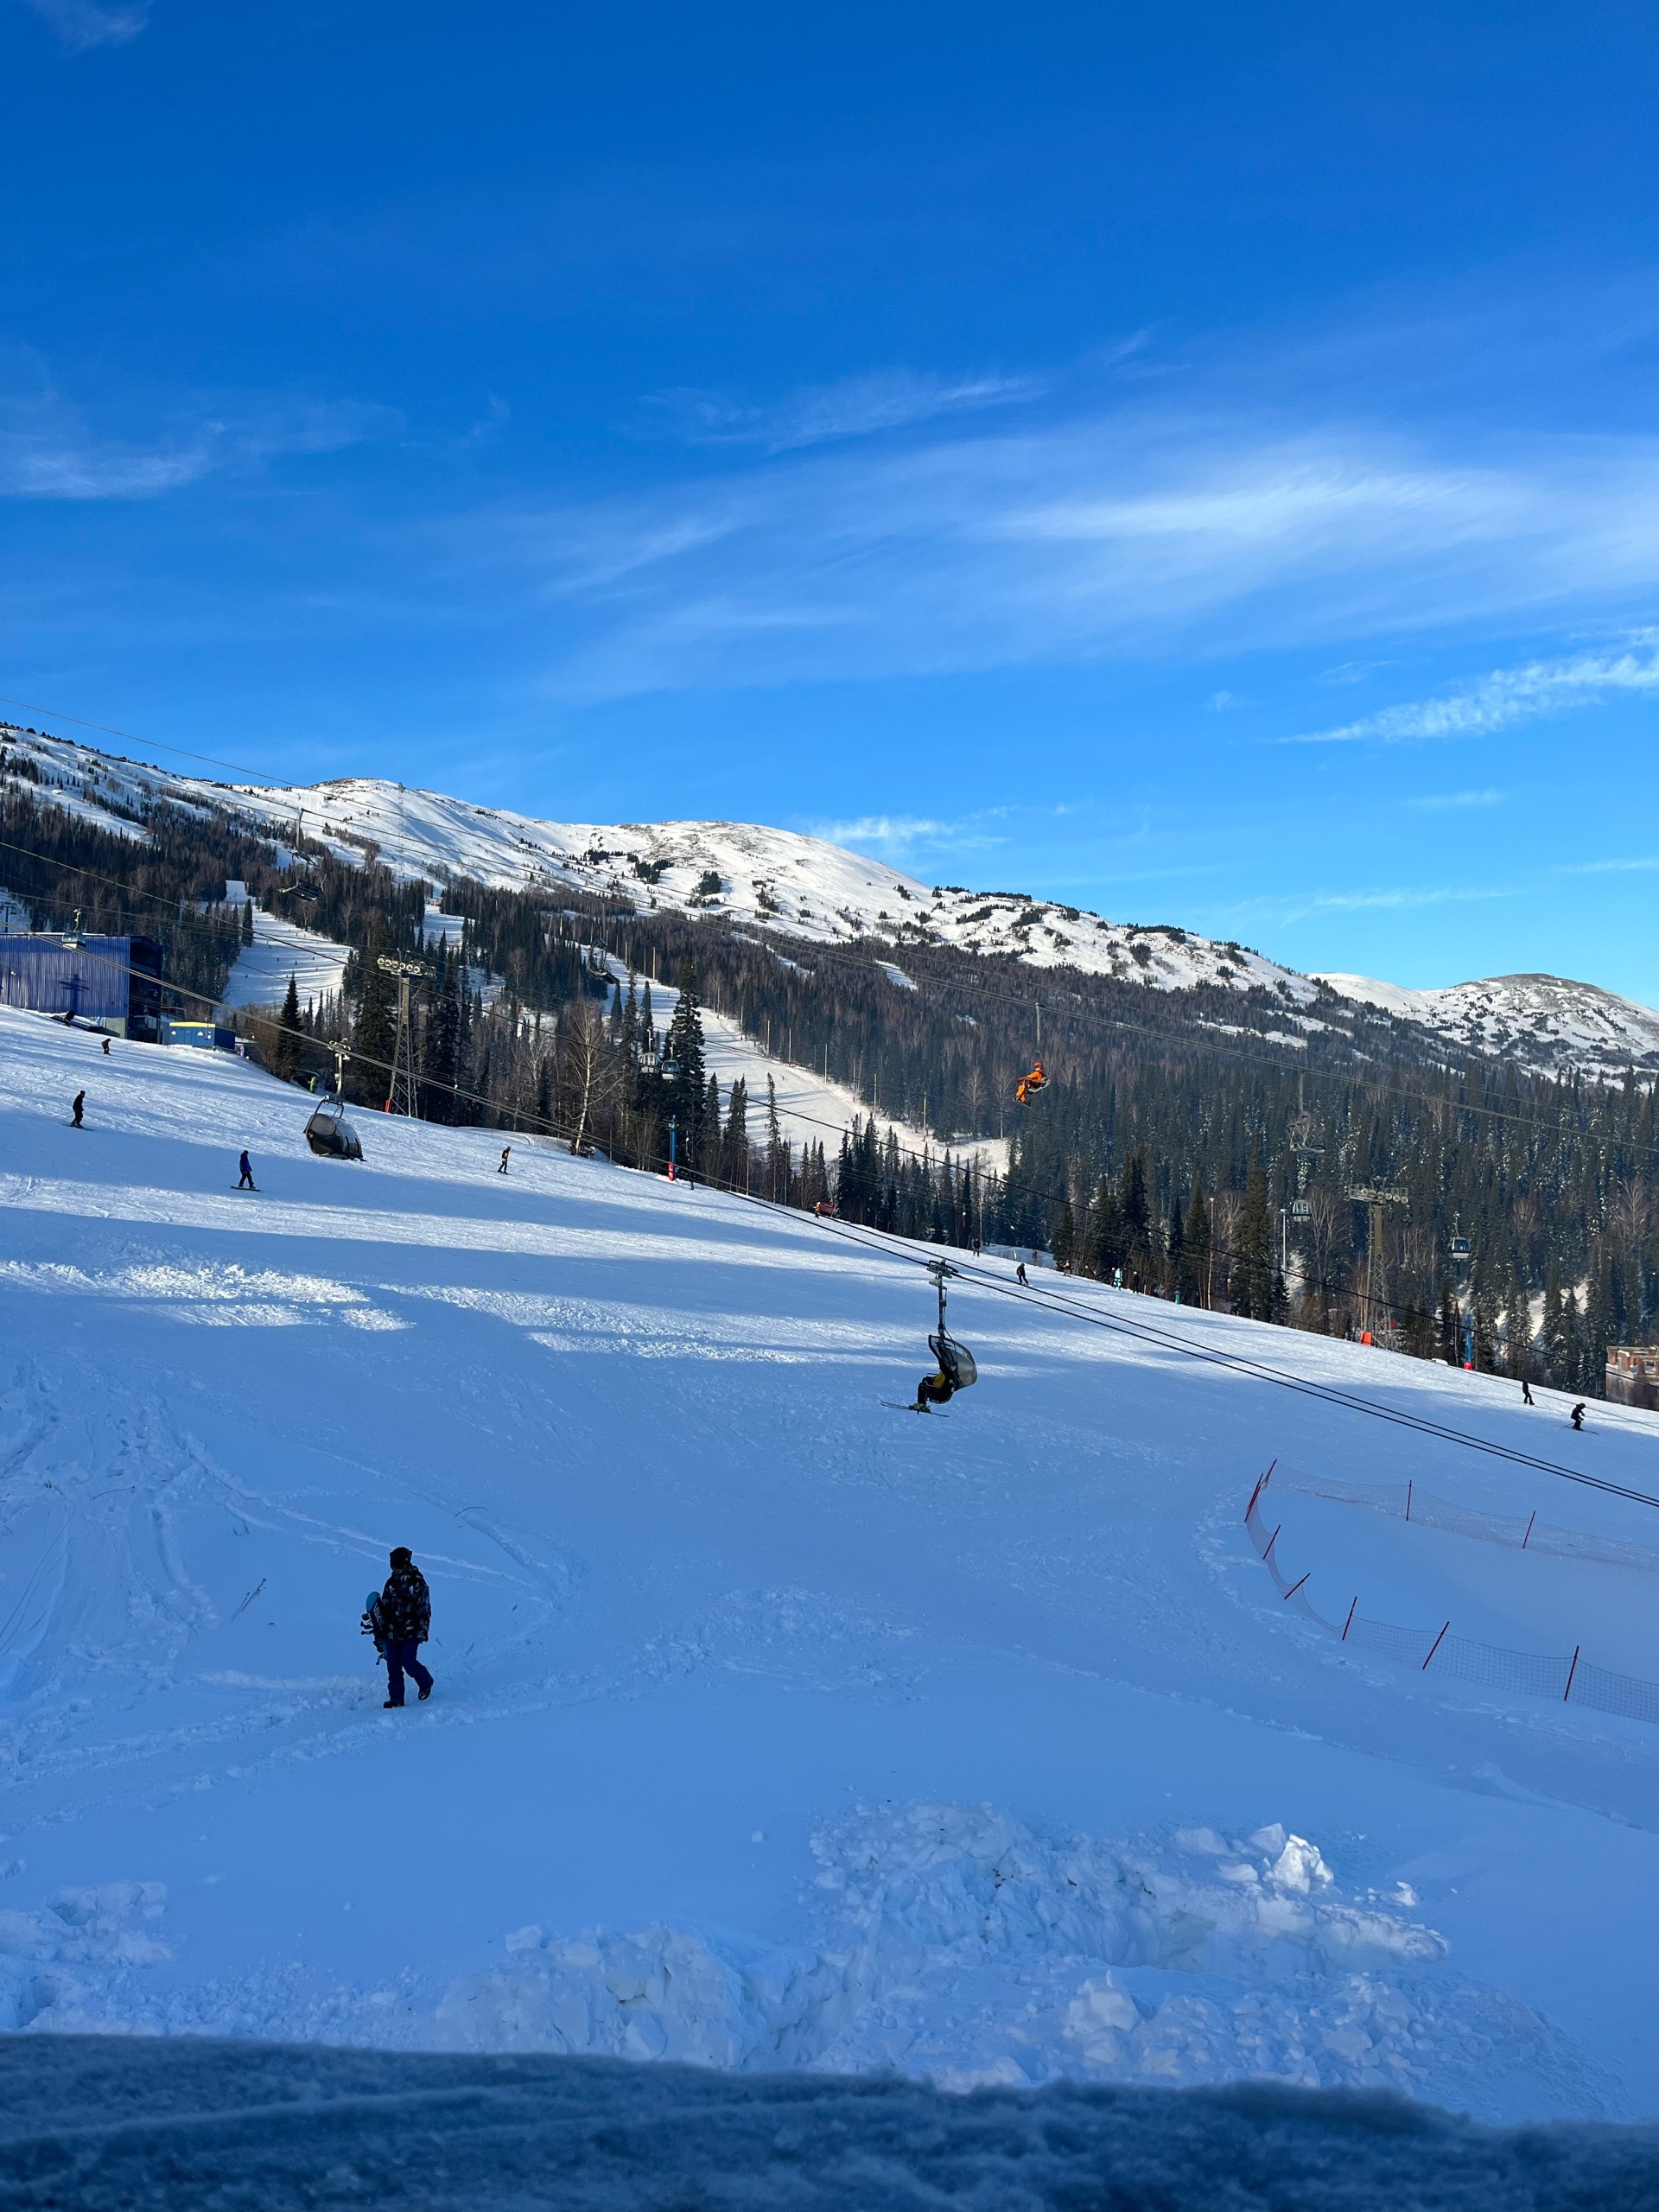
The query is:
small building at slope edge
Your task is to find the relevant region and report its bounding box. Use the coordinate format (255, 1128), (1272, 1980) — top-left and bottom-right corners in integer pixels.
(1605, 1345), (1659, 1409)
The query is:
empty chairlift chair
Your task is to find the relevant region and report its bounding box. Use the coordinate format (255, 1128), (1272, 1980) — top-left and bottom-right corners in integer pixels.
(304, 1100), (364, 1160)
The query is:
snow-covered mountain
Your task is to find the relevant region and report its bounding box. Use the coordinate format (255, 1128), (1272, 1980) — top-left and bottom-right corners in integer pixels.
(5, 719), (1657, 1079)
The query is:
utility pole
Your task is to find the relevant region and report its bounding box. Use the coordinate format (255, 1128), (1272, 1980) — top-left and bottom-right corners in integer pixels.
(378, 954), (429, 1116)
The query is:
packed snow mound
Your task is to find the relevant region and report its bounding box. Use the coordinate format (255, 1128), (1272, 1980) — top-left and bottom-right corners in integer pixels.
(6, 1005), (1659, 2125)
(5, 2039), (1659, 2212)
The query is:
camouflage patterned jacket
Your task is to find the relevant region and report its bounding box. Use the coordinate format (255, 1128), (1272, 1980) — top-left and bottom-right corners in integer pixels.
(377, 1564), (431, 1643)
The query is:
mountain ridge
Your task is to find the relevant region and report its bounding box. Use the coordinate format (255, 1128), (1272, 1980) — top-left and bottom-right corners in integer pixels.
(3, 720), (1654, 1081)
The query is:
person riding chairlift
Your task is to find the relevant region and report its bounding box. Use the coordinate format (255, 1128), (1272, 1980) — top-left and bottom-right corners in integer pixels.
(1016, 1058), (1047, 1105)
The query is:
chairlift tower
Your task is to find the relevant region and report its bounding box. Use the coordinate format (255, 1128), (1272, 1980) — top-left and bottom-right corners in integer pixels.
(378, 954), (430, 1116)
(1346, 1184), (1408, 1338)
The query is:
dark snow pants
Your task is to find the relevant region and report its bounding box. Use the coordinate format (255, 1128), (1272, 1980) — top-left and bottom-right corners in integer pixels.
(384, 1639), (432, 1706)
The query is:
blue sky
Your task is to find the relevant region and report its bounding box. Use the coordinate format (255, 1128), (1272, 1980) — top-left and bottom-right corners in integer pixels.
(5, 3), (1659, 997)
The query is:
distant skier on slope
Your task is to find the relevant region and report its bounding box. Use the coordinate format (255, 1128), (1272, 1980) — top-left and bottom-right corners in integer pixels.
(1016, 1262), (1028, 1287)
(71, 1090), (85, 1128)
(499, 1147), (511, 1175)
(1570, 1402), (1586, 1431)
(238, 1150), (257, 1191)
(1521, 1378), (1535, 1407)
(375, 1547), (434, 1708)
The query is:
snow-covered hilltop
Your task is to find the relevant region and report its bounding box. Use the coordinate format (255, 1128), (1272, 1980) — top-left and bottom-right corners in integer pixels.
(4, 721), (1657, 1079)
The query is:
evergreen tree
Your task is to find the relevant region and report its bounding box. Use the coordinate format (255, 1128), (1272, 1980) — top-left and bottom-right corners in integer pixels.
(1087, 1175), (1125, 1281)
(664, 957), (708, 1166)
(1054, 1195), (1077, 1272)
(351, 930), (398, 1107)
(1165, 1188), (1185, 1296)
(241, 897), (255, 947)
(1234, 1156), (1274, 1320)
(1182, 1181), (1211, 1306)
(1438, 1280), (1461, 1365)
(274, 972), (302, 1081)
(1120, 1147), (1152, 1287)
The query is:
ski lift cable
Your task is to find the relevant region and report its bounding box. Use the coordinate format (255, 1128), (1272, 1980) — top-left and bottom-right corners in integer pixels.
(24, 938), (1657, 1515)
(787, 1211), (1659, 1513)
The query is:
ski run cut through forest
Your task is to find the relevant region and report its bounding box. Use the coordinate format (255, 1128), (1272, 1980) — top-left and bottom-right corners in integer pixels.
(6, 1003), (1659, 2152)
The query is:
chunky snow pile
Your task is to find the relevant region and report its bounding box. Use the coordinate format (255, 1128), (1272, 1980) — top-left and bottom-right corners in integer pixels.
(3, 1005), (1659, 2128)
(5, 2037), (1659, 2212)
(432, 1802), (1599, 2122)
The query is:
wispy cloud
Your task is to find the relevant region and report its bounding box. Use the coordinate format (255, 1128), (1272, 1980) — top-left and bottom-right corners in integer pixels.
(1406, 787), (1506, 810)
(20, 0), (148, 51)
(1284, 638), (1659, 747)
(0, 362), (401, 499)
(497, 405), (1659, 702)
(807, 813), (1007, 861)
(650, 368), (1047, 454)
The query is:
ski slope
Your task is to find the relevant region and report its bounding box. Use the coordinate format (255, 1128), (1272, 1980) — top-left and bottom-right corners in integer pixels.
(4, 1006), (1659, 2122)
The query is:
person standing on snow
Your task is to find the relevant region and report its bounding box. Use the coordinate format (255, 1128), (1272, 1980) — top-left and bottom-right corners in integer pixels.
(1570, 1402), (1586, 1432)
(71, 1090), (86, 1128)
(238, 1150), (257, 1191)
(1015, 1262), (1028, 1287)
(1521, 1378), (1535, 1407)
(498, 1147), (511, 1175)
(377, 1547), (434, 1707)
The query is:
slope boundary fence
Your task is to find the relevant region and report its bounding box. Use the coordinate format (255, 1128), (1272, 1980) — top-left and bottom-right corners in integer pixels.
(1243, 1466), (1659, 1726)
(1269, 1469), (1659, 1576)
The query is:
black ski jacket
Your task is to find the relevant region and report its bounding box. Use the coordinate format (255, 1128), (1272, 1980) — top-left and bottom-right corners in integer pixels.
(378, 1564), (431, 1643)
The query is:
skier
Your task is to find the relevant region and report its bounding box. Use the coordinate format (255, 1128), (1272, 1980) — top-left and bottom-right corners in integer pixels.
(237, 1150), (257, 1191)
(498, 1147), (511, 1175)
(1521, 1378), (1535, 1407)
(1016, 1262), (1028, 1287)
(101, 1037), (111, 1055)
(71, 1090), (85, 1128)
(376, 1546), (434, 1708)
(1570, 1402), (1586, 1432)
(911, 1358), (957, 1414)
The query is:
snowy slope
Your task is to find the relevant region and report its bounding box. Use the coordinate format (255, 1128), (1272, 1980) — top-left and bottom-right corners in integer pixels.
(5, 1007), (1659, 2120)
(6, 719), (1659, 1079)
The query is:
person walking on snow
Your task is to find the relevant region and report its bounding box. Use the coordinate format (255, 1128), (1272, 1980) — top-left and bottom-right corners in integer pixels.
(71, 1090), (85, 1128)
(1521, 1378), (1535, 1407)
(498, 1147), (511, 1175)
(237, 1150), (257, 1191)
(377, 1547), (433, 1707)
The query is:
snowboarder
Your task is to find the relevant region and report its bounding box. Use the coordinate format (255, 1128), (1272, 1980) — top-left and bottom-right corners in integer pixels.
(376, 1546), (434, 1707)
(1016, 1262), (1028, 1287)
(237, 1151), (257, 1191)
(498, 1147), (511, 1175)
(101, 1037), (111, 1055)
(1521, 1378), (1535, 1407)
(71, 1090), (85, 1128)
(1570, 1402), (1586, 1432)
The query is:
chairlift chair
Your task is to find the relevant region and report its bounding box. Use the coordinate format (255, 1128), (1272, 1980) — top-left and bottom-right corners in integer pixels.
(304, 1099), (363, 1160)
(926, 1258), (977, 1392)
